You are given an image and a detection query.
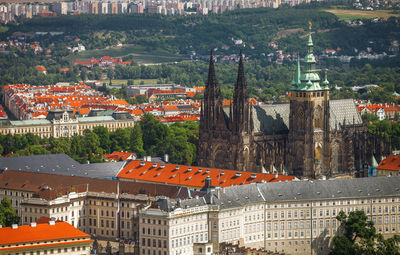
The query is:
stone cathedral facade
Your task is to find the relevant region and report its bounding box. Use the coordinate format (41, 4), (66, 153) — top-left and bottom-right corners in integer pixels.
(198, 32), (390, 178)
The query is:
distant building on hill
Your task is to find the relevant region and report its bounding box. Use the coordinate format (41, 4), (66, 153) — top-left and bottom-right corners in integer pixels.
(127, 84), (196, 98)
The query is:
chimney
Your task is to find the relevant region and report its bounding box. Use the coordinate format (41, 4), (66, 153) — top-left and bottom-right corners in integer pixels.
(164, 154), (169, 162)
(275, 173), (278, 179)
(11, 224), (18, 229)
(30, 222), (37, 227)
(49, 220), (55, 226)
(147, 156), (152, 162)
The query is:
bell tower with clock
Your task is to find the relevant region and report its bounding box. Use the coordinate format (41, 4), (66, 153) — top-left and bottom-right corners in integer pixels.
(288, 23), (331, 177)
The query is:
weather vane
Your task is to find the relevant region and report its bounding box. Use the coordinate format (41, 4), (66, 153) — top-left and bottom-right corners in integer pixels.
(308, 21), (312, 31)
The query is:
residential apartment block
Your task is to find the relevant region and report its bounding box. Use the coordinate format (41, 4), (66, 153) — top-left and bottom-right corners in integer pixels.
(139, 176), (400, 255)
(0, 169), (190, 242)
(0, 222), (92, 255)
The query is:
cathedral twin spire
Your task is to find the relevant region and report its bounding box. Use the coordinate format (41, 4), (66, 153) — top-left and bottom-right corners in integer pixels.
(201, 51), (253, 133)
(232, 52), (253, 134)
(200, 51), (223, 130)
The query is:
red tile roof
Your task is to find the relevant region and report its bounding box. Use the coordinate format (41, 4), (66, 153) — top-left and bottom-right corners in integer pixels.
(377, 154), (400, 171)
(0, 222), (91, 246)
(0, 170), (185, 200)
(35, 66), (46, 72)
(104, 151), (135, 161)
(118, 160), (295, 188)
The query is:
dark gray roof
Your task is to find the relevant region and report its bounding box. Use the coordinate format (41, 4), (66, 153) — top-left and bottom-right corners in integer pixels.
(253, 104), (290, 133)
(164, 176), (400, 211)
(330, 99), (362, 128)
(227, 99), (362, 134)
(0, 154), (125, 179)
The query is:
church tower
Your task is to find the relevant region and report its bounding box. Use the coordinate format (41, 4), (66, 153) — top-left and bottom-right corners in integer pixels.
(198, 52), (232, 169)
(289, 24), (330, 177)
(230, 53), (254, 171)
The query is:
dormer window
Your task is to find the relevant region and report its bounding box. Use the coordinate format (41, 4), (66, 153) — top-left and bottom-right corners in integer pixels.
(63, 112), (69, 121)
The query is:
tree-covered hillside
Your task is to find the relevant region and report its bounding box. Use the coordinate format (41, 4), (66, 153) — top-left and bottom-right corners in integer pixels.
(5, 7), (399, 57)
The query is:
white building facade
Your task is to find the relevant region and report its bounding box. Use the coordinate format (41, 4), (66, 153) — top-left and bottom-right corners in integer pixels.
(139, 176), (400, 255)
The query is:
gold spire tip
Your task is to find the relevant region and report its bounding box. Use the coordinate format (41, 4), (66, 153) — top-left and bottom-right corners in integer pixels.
(308, 21), (312, 31)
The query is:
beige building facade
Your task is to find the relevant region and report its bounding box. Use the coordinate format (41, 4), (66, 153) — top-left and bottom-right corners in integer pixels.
(0, 170), (187, 243)
(139, 176), (400, 255)
(0, 110), (134, 138)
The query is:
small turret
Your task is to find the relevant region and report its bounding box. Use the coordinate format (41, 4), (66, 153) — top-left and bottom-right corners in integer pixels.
(322, 70), (330, 90)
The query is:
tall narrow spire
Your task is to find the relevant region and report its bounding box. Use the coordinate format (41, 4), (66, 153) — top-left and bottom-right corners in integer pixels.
(201, 50), (224, 131)
(232, 51), (252, 134)
(290, 56), (302, 91)
(296, 56), (301, 83)
(207, 50), (217, 88)
(236, 51), (246, 90)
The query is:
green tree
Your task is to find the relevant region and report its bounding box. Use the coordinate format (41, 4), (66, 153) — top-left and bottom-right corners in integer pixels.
(93, 126), (111, 153)
(330, 210), (400, 255)
(14, 145), (50, 156)
(83, 132), (103, 156)
(110, 128), (131, 152)
(130, 125), (144, 157)
(0, 197), (20, 227)
(135, 95), (148, 104)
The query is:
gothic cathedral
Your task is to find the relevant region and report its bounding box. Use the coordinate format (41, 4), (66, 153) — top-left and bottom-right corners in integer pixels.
(197, 31), (390, 178)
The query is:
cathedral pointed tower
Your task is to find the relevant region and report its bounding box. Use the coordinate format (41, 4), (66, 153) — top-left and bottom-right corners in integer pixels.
(230, 52), (254, 171)
(198, 52), (233, 170)
(200, 51), (224, 131)
(288, 23), (330, 177)
(232, 52), (253, 134)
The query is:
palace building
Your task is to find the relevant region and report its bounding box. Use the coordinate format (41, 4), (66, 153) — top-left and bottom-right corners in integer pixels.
(197, 31), (390, 178)
(0, 109), (134, 138)
(139, 176), (400, 255)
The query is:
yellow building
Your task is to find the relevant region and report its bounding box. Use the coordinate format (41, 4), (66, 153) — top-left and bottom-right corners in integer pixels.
(0, 109), (134, 138)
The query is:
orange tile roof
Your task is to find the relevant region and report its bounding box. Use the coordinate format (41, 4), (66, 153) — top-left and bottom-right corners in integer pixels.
(101, 99), (129, 105)
(0, 222), (91, 246)
(377, 154), (400, 171)
(73, 108), (91, 115)
(223, 99), (233, 106)
(35, 66), (46, 72)
(104, 151), (135, 161)
(118, 160), (295, 188)
(130, 109), (143, 115)
(163, 105), (179, 111)
(186, 92), (196, 97)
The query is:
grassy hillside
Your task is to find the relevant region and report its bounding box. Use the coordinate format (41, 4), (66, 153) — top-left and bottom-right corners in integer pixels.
(324, 9), (400, 20)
